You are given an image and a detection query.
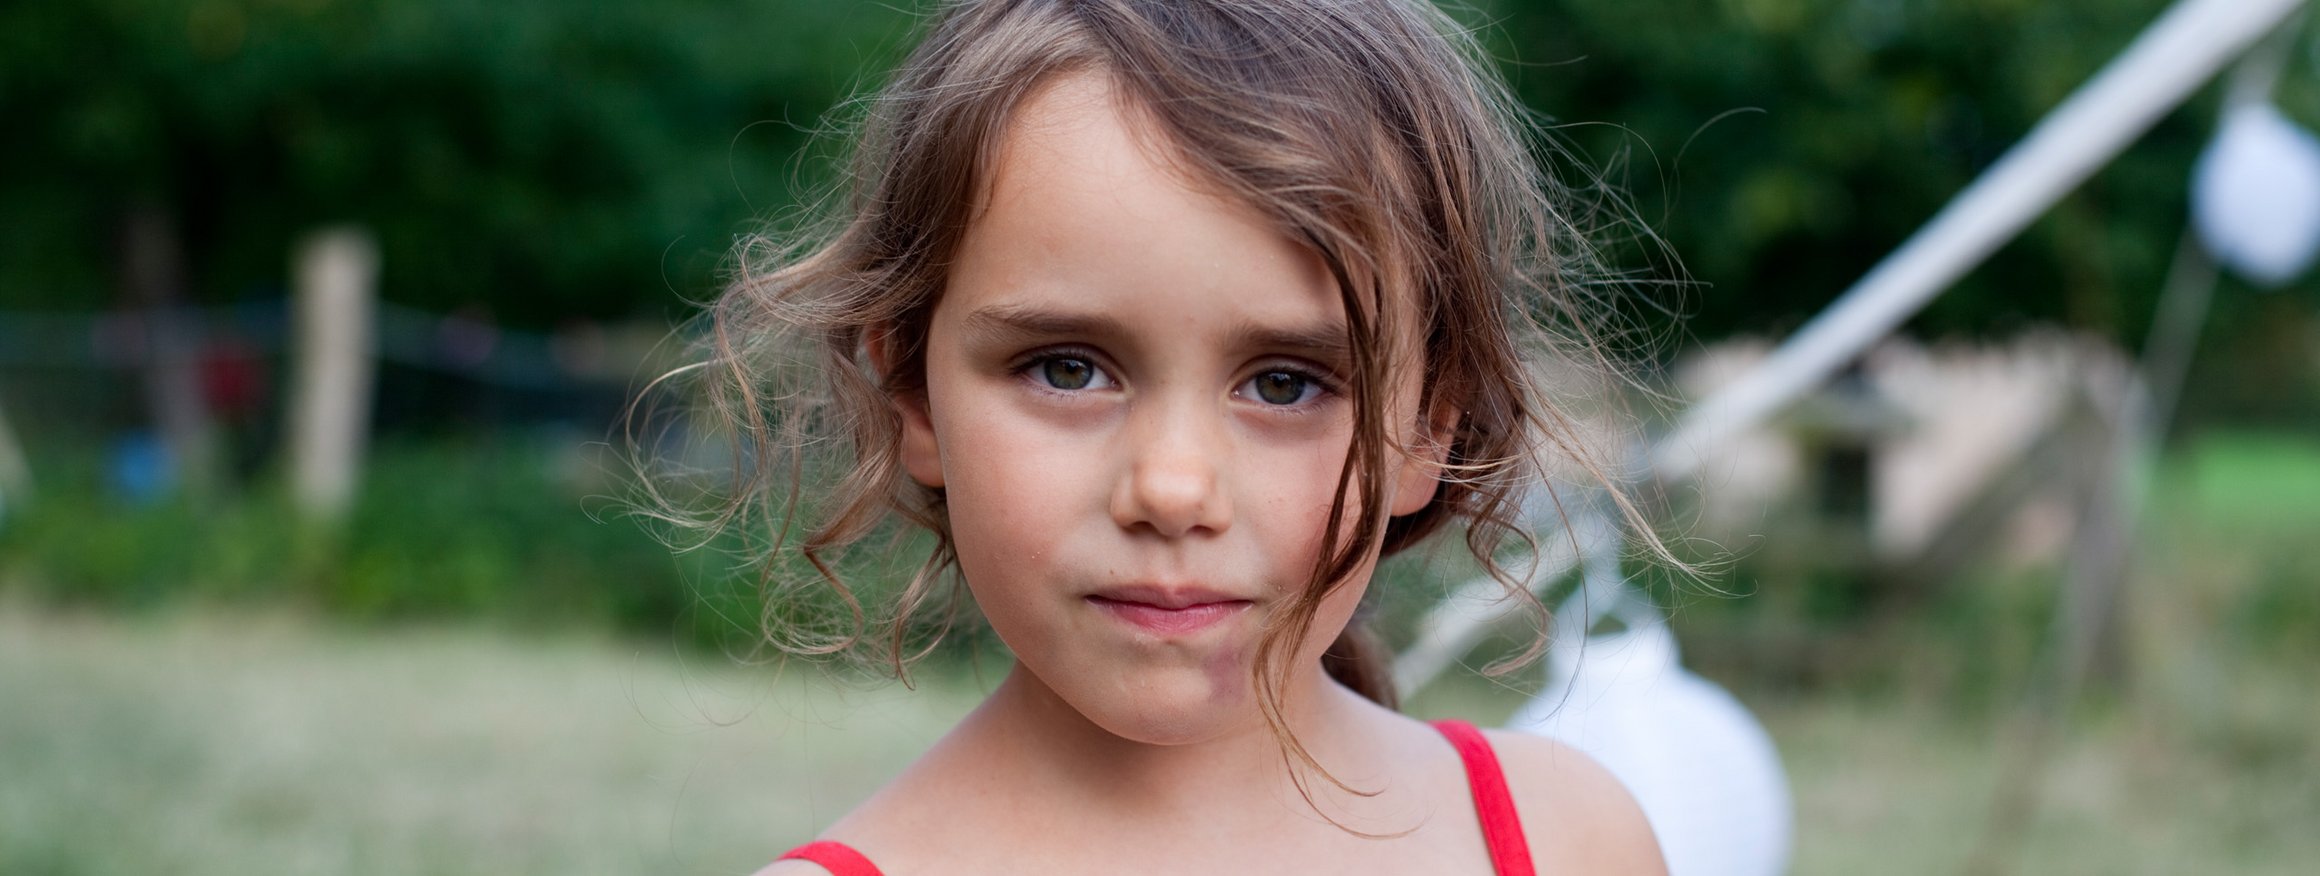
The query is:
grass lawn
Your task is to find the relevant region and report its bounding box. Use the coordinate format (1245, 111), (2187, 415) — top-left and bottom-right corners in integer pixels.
(0, 605), (983, 876)
(4, 600), (2314, 875)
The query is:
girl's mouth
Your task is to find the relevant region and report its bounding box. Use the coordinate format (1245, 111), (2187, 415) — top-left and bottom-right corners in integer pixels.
(1086, 595), (1253, 635)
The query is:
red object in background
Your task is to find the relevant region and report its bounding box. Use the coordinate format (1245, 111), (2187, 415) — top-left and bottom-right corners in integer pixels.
(199, 335), (268, 420)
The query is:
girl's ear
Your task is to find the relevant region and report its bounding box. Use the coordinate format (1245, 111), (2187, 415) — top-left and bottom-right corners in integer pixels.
(867, 328), (945, 489)
(894, 393), (946, 489)
(1389, 401), (1460, 517)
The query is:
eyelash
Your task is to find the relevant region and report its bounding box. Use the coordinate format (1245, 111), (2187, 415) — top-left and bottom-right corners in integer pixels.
(1012, 347), (1117, 395)
(1234, 364), (1337, 409)
(1009, 349), (1342, 410)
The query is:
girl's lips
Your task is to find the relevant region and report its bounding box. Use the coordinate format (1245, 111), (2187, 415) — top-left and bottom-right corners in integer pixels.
(1086, 595), (1252, 635)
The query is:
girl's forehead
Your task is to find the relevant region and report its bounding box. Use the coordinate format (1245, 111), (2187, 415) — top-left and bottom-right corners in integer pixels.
(975, 73), (1210, 223)
(946, 70), (1428, 374)
(944, 72), (1347, 348)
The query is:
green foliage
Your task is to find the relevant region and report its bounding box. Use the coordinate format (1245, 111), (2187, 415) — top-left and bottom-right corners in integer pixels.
(0, 434), (982, 659)
(1457, 0), (2320, 352)
(10, 0), (2316, 358)
(0, 437), (707, 638)
(2153, 431), (2320, 659)
(0, 0), (920, 321)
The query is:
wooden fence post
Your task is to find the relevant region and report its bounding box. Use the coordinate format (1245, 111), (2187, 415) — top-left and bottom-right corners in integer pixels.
(284, 228), (379, 521)
(0, 392), (29, 520)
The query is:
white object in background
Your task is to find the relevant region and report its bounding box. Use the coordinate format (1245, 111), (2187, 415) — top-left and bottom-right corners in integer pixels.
(2193, 102), (2320, 287)
(0, 393), (27, 525)
(1506, 588), (1793, 876)
(286, 228), (380, 521)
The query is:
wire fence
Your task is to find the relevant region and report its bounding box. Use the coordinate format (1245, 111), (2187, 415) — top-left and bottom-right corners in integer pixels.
(0, 301), (673, 390)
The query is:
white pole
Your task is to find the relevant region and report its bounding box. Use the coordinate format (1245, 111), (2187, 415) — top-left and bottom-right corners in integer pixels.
(0, 393), (29, 518)
(286, 228), (380, 520)
(1652, 0), (2308, 482)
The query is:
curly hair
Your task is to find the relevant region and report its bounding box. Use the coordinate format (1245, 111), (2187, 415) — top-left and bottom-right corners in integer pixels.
(637, 0), (1672, 803)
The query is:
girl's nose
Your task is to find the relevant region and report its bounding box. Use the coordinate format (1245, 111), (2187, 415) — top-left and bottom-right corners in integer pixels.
(1109, 407), (1233, 538)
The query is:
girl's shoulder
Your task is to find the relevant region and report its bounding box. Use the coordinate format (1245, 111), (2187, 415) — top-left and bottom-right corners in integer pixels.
(1477, 727), (1667, 875)
(754, 860), (840, 876)
(752, 734), (1013, 876)
(760, 722), (1665, 876)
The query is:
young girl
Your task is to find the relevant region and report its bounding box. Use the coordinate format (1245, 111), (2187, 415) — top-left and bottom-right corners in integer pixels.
(680, 1), (1668, 873)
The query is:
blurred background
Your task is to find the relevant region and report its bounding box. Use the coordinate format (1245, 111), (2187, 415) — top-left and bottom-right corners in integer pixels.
(1, 0), (2314, 873)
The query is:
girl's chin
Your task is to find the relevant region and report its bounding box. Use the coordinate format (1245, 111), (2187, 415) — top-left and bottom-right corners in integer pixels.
(1046, 673), (1260, 746)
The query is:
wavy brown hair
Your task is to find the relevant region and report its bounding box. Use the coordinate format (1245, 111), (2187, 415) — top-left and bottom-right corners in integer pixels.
(640, 0), (1669, 799)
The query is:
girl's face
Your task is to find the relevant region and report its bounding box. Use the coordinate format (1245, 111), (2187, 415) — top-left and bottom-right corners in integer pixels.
(893, 73), (1441, 745)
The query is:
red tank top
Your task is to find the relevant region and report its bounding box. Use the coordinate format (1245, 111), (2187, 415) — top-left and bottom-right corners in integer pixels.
(775, 719), (1534, 876)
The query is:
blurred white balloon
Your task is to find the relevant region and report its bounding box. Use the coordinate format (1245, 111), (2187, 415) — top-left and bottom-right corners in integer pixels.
(2193, 102), (2320, 286)
(1506, 585), (1793, 876)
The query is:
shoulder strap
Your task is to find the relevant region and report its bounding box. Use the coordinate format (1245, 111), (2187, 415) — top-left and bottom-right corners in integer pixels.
(777, 840), (886, 876)
(1432, 719), (1538, 876)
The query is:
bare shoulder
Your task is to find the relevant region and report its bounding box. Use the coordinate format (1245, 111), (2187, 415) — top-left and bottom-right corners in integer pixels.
(744, 745), (970, 876)
(1479, 728), (1667, 876)
(749, 830), (891, 876)
(751, 860), (835, 876)
(746, 804), (910, 876)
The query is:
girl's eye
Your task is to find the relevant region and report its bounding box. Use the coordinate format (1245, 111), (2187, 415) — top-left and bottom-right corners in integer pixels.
(1245, 369), (1322, 406)
(1032, 355), (1104, 391)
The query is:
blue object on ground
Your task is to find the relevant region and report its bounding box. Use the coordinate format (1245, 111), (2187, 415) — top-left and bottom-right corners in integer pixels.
(110, 433), (174, 503)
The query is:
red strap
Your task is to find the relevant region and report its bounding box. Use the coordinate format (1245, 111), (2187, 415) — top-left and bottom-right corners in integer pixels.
(781, 726), (1532, 876)
(777, 840), (885, 876)
(1433, 719), (1537, 876)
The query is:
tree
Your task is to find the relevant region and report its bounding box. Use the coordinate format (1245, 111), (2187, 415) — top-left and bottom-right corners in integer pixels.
(0, 0), (919, 324)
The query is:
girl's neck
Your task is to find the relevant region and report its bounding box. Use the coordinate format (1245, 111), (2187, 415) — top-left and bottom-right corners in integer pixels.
(958, 662), (1394, 817)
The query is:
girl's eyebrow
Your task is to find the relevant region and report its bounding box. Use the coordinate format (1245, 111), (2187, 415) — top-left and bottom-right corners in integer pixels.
(960, 304), (1350, 362)
(1228, 318), (1353, 365)
(960, 304), (1127, 345)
